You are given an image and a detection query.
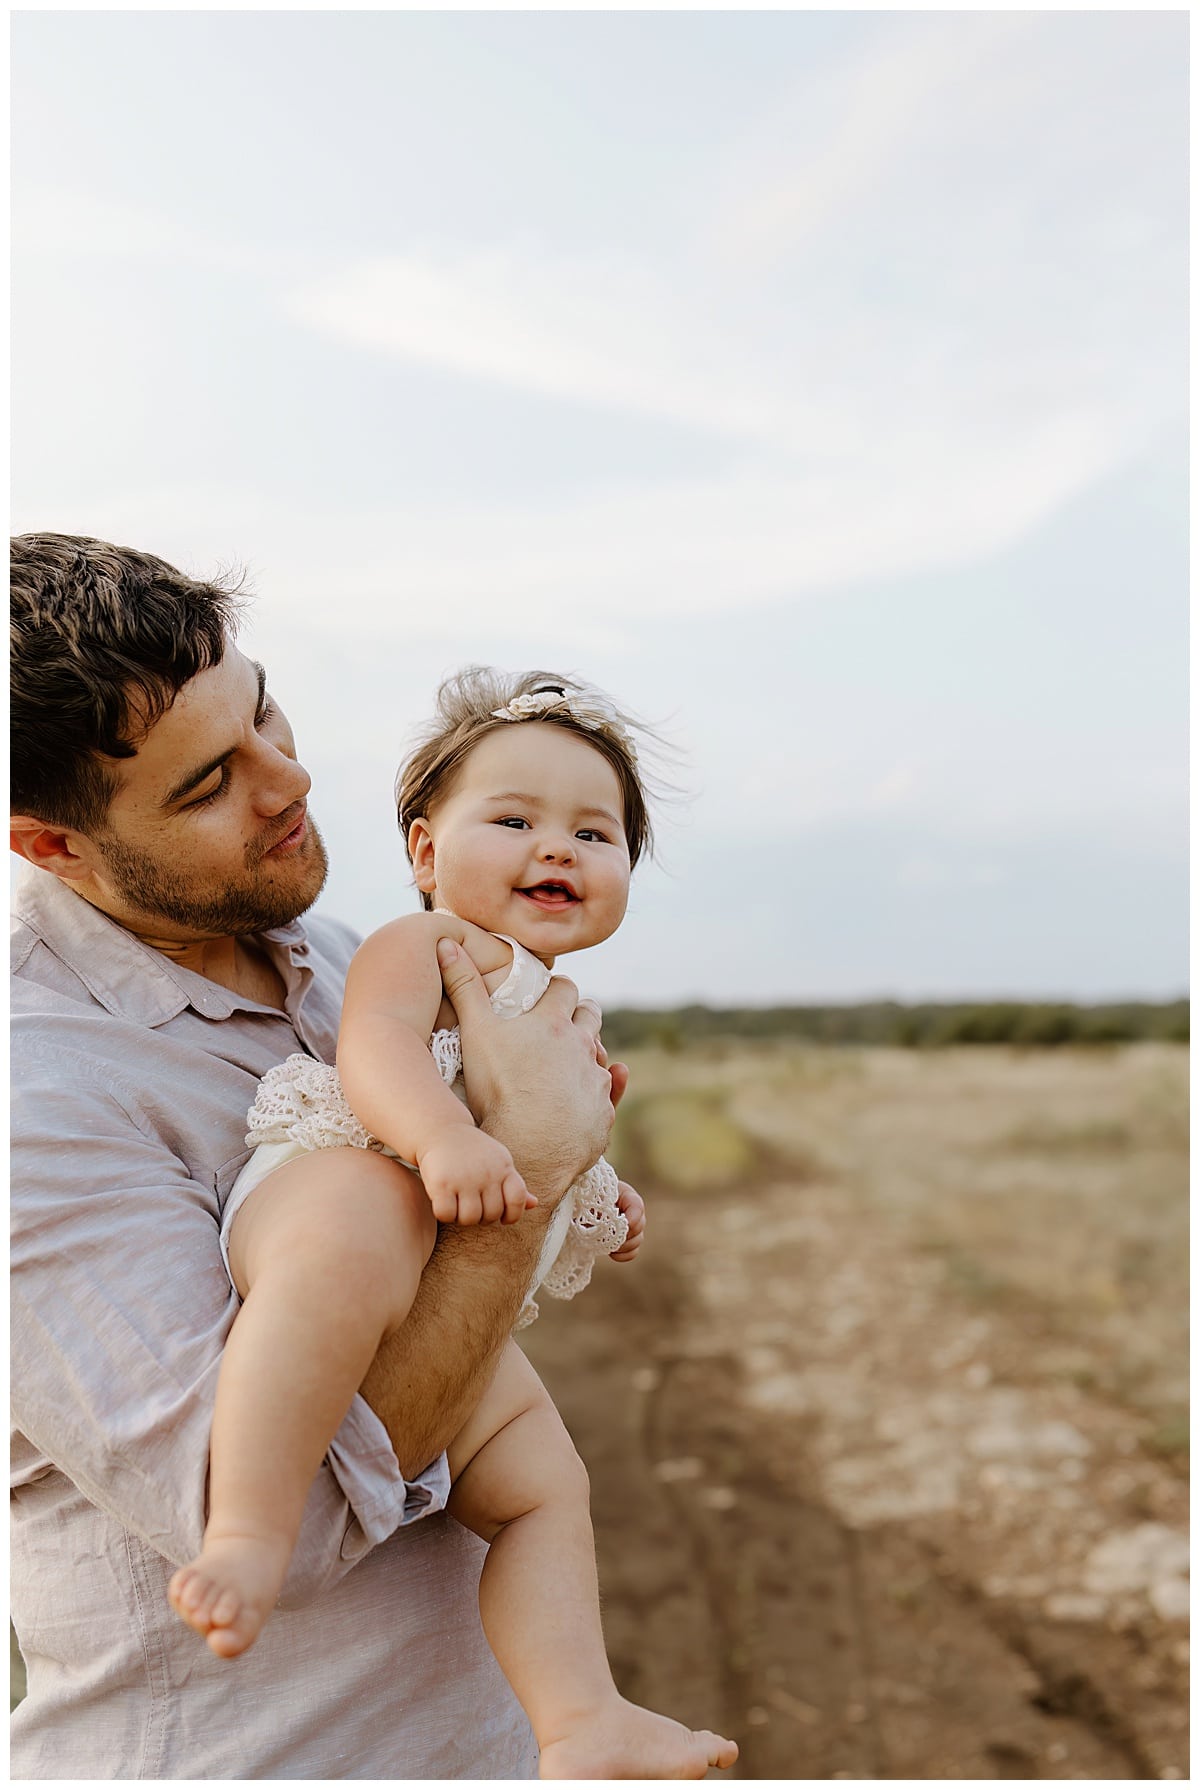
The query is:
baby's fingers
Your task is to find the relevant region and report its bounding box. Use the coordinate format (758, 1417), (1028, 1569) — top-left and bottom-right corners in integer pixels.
(478, 1182), (508, 1225)
(501, 1169), (534, 1224)
(501, 1167), (533, 1224)
(616, 1182), (646, 1232)
(428, 1186), (461, 1225)
(478, 1173), (532, 1224)
(455, 1189), (483, 1226)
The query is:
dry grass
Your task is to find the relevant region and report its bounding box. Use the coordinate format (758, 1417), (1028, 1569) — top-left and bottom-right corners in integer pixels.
(609, 1041), (1189, 1436)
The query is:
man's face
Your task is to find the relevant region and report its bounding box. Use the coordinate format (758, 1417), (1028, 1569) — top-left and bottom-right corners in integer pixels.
(85, 646), (328, 939)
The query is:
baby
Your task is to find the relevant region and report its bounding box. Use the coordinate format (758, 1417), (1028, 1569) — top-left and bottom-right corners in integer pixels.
(169, 667), (737, 1780)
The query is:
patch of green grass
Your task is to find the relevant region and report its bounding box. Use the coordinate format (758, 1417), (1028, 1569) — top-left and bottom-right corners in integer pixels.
(998, 1119), (1133, 1155)
(922, 1241), (1015, 1307)
(612, 1090), (760, 1193)
(1145, 1414), (1190, 1461)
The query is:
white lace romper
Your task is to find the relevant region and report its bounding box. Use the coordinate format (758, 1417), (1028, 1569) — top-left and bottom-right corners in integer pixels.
(219, 932), (627, 1328)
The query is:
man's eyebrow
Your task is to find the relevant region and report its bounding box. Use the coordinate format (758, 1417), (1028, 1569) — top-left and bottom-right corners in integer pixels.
(161, 663), (268, 808)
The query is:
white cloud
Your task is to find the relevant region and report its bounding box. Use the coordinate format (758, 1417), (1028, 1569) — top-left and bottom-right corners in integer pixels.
(18, 388), (1144, 650)
(272, 15), (1182, 628)
(11, 182), (278, 279)
(288, 249), (781, 440)
(714, 12), (1025, 265)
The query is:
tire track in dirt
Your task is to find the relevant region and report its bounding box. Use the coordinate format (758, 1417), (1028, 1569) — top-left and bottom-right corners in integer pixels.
(522, 1177), (1171, 1779)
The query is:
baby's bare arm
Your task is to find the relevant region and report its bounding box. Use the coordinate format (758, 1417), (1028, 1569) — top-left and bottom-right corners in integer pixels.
(338, 915), (529, 1223)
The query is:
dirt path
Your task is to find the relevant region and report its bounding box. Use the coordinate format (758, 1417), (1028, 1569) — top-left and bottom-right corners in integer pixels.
(521, 1047), (1189, 1780)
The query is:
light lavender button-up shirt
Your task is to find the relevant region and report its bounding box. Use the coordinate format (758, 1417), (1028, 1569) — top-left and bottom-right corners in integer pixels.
(10, 866), (537, 1780)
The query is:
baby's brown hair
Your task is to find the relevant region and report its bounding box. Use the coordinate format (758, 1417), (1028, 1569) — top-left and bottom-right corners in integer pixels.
(397, 667), (655, 911)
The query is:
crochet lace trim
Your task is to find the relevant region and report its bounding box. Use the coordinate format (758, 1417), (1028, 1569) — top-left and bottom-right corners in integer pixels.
(515, 1156), (627, 1329)
(245, 1054), (376, 1152)
(245, 1054), (628, 1329)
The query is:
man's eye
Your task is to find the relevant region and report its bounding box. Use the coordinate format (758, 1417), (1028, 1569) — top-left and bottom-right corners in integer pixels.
(497, 816), (530, 829)
(188, 767), (232, 809)
(255, 697), (275, 728)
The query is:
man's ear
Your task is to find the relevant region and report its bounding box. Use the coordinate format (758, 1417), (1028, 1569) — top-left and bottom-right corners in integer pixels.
(407, 818), (438, 895)
(10, 815), (93, 881)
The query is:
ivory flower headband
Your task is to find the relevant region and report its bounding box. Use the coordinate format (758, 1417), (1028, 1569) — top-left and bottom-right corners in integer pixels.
(491, 683), (639, 763)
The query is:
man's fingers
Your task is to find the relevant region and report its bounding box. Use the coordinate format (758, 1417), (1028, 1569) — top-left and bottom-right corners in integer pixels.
(435, 937), (487, 1013)
(539, 972), (581, 1009)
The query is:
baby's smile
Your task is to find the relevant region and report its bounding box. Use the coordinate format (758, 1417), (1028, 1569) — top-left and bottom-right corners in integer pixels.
(517, 879), (581, 910)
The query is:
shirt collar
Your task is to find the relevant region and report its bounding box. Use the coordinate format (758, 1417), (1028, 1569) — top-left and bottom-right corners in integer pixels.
(11, 864), (312, 1027)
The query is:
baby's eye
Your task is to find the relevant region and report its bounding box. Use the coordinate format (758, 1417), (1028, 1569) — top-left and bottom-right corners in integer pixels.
(496, 816), (530, 829)
(576, 828), (609, 843)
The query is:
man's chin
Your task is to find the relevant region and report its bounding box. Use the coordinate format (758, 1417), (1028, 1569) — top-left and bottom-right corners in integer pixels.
(98, 817), (331, 940)
(247, 823), (330, 931)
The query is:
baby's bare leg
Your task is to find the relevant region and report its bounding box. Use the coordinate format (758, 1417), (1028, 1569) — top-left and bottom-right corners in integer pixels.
(169, 1148), (436, 1658)
(447, 1344), (738, 1779)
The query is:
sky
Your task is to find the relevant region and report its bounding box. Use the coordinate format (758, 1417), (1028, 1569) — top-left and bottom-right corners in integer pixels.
(11, 10), (1188, 1008)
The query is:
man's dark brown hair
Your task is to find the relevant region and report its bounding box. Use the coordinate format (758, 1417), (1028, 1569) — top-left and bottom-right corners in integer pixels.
(10, 533), (244, 831)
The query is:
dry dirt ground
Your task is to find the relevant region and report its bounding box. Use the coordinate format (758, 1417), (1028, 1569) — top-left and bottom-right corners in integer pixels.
(521, 1042), (1189, 1781)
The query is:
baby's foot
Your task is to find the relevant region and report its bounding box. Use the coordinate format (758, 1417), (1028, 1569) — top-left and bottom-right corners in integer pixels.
(168, 1531), (292, 1659)
(538, 1695), (738, 1779)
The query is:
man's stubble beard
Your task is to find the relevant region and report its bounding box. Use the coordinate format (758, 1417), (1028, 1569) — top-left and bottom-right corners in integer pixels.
(95, 818), (330, 937)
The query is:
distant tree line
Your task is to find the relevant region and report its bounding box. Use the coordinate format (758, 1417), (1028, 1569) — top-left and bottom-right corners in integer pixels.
(601, 999), (1189, 1052)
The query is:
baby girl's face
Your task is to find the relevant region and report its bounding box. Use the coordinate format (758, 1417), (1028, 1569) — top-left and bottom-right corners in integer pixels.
(409, 723), (632, 964)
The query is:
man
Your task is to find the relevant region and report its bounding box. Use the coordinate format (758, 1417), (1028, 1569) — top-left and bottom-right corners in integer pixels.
(10, 533), (626, 1778)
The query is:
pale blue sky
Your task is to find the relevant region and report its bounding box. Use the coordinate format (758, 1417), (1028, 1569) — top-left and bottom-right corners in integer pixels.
(12, 11), (1187, 1006)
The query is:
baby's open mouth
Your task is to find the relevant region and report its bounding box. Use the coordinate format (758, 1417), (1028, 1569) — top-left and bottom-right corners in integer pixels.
(518, 881), (580, 908)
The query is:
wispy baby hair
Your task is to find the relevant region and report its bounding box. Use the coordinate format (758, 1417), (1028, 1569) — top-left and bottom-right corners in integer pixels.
(397, 666), (658, 910)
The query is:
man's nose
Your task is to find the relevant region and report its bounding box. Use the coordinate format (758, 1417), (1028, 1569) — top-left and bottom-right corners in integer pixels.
(256, 741), (312, 815)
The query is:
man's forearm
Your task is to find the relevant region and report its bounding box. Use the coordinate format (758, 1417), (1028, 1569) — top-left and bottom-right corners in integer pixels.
(358, 1186), (562, 1480)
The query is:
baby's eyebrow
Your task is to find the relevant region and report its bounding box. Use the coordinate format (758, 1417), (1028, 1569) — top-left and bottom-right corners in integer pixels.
(487, 791), (622, 828)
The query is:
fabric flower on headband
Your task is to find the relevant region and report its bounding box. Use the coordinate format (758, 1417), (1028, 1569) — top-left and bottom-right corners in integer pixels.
(491, 685), (639, 762)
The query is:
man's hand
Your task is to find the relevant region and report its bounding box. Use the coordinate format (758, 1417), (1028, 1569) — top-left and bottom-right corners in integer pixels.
(416, 1125), (534, 1227)
(358, 947), (632, 1478)
(436, 938), (618, 1202)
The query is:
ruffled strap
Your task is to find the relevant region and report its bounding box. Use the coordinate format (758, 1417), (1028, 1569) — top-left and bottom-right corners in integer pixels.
(431, 911), (552, 1018)
(427, 926), (553, 1086)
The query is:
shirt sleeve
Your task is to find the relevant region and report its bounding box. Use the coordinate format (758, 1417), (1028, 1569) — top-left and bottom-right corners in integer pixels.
(11, 1031), (450, 1604)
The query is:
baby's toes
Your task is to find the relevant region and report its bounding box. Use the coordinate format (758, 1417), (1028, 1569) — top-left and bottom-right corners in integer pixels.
(168, 1564), (201, 1612)
(205, 1596), (260, 1658)
(169, 1565), (221, 1628)
(208, 1585), (244, 1630)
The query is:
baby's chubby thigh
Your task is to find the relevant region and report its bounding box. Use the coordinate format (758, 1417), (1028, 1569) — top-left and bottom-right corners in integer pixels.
(227, 1145), (438, 1337)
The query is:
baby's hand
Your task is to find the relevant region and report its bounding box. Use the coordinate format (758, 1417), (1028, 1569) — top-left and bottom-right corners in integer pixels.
(417, 1127), (535, 1226)
(609, 1181), (645, 1263)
